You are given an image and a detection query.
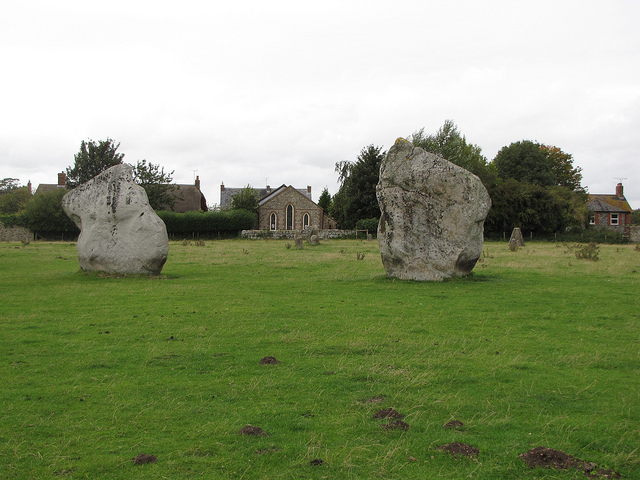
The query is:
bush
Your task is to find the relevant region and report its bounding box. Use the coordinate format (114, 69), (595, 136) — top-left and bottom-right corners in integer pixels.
(22, 189), (79, 239)
(157, 209), (257, 238)
(355, 217), (379, 235)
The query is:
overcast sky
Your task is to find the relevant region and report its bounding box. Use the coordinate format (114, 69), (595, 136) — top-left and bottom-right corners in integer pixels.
(2, 0), (639, 209)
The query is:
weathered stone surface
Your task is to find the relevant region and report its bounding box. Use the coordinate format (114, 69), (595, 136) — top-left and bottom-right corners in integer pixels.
(376, 138), (491, 281)
(62, 164), (169, 275)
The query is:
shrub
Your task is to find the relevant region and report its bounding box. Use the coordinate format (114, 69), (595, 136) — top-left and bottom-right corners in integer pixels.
(574, 242), (600, 261)
(355, 217), (379, 235)
(157, 209), (256, 238)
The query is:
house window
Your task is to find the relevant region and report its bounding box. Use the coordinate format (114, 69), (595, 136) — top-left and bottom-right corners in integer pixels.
(588, 213), (595, 225)
(270, 213), (277, 230)
(610, 213), (619, 226)
(303, 213), (310, 229)
(286, 204), (294, 230)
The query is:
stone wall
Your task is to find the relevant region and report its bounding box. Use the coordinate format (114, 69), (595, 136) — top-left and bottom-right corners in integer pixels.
(630, 226), (640, 243)
(0, 223), (33, 242)
(242, 229), (360, 240)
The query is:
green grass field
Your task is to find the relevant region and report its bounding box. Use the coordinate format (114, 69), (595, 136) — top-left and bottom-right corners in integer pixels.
(1, 239), (639, 479)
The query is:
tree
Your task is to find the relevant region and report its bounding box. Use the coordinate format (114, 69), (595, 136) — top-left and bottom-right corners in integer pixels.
(317, 187), (332, 212)
(230, 185), (259, 214)
(22, 189), (79, 237)
(0, 179), (32, 214)
(0, 186), (32, 214)
(631, 209), (640, 225)
(492, 141), (583, 191)
(66, 138), (124, 188)
(408, 120), (490, 179)
(132, 160), (178, 211)
(1, 178), (21, 192)
(330, 144), (385, 229)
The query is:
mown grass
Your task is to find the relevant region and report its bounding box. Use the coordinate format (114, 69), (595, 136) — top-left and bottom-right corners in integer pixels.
(1, 239), (639, 479)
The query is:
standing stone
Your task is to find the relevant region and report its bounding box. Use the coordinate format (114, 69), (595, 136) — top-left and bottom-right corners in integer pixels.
(376, 138), (491, 281)
(62, 164), (169, 275)
(509, 227), (525, 250)
(309, 234), (319, 246)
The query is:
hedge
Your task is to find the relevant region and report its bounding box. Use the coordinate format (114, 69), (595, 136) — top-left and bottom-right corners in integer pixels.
(157, 209), (257, 238)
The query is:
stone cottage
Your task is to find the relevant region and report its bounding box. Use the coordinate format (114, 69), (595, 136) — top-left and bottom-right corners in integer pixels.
(587, 183), (632, 236)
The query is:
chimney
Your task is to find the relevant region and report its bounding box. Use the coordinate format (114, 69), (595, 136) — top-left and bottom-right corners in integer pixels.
(27, 180), (32, 194)
(616, 182), (624, 198)
(195, 176), (200, 190)
(58, 172), (67, 186)
(266, 185), (271, 194)
(220, 182), (225, 192)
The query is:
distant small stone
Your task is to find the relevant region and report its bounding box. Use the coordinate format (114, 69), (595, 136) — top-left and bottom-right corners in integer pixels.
(132, 454), (157, 465)
(259, 356), (280, 364)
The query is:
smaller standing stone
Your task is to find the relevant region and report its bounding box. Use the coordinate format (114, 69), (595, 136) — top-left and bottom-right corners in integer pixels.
(309, 234), (319, 246)
(509, 227), (525, 250)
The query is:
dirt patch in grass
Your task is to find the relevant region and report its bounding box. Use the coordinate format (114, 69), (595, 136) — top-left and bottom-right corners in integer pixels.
(443, 419), (465, 429)
(310, 458), (324, 465)
(383, 420), (410, 431)
(239, 425), (268, 436)
(373, 408), (404, 419)
(439, 442), (479, 459)
(132, 454), (157, 465)
(519, 447), (621, 478)
(259, 356), (280, 364)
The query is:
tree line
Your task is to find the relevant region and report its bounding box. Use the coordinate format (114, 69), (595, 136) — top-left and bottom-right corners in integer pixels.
(2, 129), (638, 239)
(0, 139), (253, 238)
(325, 120), (622, 239)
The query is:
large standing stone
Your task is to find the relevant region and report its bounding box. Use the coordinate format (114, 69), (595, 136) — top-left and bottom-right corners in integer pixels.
(62, 164), (169, 275)
(376, 138), (491, 281)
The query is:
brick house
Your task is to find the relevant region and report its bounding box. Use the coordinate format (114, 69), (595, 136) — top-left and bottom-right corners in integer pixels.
(587, 183), (632, 236)
(220, 184), (337, 230)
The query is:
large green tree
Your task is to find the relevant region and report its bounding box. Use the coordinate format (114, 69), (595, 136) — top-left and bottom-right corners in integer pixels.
(408, 120), (493, 182)
(132, 160), (178, 211)
(317, 187), (332, 212)
(487, 141), (586, 237)
(230, 185), (259, 214)
(66, 138), (124, 188)
(22, 189), (79, 237)
(492, 140), (583, 191)
(330, 144), (385, 229)
(0, 180), (32, 214)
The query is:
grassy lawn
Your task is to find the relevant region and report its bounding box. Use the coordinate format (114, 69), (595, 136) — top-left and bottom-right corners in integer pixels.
(1, 238), (639, 479)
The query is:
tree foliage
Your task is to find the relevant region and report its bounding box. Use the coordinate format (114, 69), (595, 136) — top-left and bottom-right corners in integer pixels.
(22, 189), (79, 237)
(132, 160), (178, 211)
(330, 145), (385, 229)
(66, 138), (124, 188)
(493, 140), (583, 191)
(318, 187), (332, 212)
(408, 120), (491, 180)
(230, 185), (259, 214)
(0, 184), (32, 214)
(1, 178), (22, 192)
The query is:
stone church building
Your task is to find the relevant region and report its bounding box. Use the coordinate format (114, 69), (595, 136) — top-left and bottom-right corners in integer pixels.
(220, 184), (337, 230)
